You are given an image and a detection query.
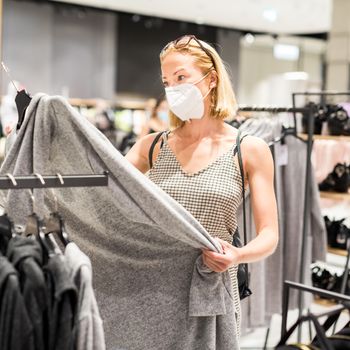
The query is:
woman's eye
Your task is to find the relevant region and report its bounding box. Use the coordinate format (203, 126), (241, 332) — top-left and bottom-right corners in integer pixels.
(178, 75), (186, 82)
(162, 81), (168, 87)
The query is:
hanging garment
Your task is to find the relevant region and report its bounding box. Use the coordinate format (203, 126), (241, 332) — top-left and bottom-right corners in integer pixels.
(44, 254), (78, 350)
(6, 236), (48, 350)
(239, 117), (285, 330)
(147, 132), (243, 336)
(65, 242), (105, 350)
(281, 136), (327, 308)
(0, 94), (239, 350)
(0, 255), (35, 350)
(238, 117), (327, 331)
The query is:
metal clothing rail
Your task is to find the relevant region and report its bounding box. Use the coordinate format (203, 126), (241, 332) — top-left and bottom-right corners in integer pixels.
(0, 172), (109, 189)
(292, 91), (350, 107)
(238, 106), (309, 114)
(281, 280), (350, 338)
(292, 91), (350, 125)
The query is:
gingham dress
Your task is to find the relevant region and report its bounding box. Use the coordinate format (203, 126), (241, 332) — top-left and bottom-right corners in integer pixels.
(147, 131), (243, 335)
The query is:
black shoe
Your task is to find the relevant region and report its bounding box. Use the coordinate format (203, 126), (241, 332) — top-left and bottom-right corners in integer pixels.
(324, 216), (350, 250)
(302, 102), (328, 135)
(311, 265), (339, 292)
(327, 105), (350, 136)
(318, 163), (350, 193)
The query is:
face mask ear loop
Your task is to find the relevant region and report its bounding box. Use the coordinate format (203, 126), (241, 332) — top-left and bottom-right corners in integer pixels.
(202, 87), (212, 100)
(193, 70), (211, 86)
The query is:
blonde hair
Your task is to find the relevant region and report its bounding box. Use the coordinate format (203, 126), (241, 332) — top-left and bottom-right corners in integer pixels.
(160, 36), (238, 129)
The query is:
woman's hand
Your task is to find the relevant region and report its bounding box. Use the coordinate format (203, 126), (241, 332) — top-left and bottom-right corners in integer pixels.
(202, 238), (241, 272)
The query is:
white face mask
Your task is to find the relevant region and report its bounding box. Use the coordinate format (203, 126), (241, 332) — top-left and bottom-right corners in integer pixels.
(165, 72), (211, 121)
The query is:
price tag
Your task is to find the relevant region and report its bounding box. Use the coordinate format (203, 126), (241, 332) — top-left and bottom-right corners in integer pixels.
(276, 144), (288, 166)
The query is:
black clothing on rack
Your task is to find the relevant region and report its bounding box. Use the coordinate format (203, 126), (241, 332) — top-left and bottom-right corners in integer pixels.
(0, 256), (34, 350)
(6, 236), (48, 350)
(44, 254), (78, 350)
(0, 173), (107, 349)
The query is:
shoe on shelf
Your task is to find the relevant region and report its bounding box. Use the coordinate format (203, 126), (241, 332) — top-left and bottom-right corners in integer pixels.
(324, 216), (350, 250)
(318, 163), (350, 193)
(311, 265), (338, 293)
(327, 105), (350, 136)
(302, 102), (328, 135)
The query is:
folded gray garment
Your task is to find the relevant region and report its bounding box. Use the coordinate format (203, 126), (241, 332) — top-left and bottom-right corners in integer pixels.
(0, 94), (239, 350)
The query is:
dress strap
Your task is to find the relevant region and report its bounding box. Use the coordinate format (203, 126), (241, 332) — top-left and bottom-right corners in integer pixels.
(233, 132), (249, 156)
(148, 131), (166, 169)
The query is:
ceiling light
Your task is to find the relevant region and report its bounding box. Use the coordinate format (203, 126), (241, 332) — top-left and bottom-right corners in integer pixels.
(283, 72), (309, 80)
(244, 33), (255, 45)
(195, 17), (205, 25)
(132, 14), (141, 23)
(263, 8), (277, 22)
(274, 44), (299, 61)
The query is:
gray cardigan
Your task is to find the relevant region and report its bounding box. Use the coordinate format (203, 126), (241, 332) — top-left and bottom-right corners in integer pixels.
(0, 94), (239, 350)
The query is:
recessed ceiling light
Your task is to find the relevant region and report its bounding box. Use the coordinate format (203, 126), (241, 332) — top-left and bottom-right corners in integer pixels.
(263, 8), (278, 22)
(283, 72), (309, 80)
(244, 33), (255, 44)
(195, 17), (205, 25)
(274, 44), (299, 61)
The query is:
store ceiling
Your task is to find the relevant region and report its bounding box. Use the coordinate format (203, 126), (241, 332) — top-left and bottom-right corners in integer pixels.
(51, 0), (332, 34)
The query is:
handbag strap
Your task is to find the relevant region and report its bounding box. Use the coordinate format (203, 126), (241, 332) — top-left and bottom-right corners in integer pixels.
(148, 131), (165, 169)
(235, 129), (248, 246)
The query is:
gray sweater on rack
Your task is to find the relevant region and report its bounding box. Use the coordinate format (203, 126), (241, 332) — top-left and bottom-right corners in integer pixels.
(0, 94), (239, 350)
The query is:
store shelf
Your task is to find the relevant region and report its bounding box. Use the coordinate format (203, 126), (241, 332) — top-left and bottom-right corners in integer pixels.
(319, 191), (350, 200)
(327, 246), (348, 257)
(313, 296), (338, 307)
(299, 133), (350, 141)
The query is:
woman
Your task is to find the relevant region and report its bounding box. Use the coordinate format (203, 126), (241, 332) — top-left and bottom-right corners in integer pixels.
(125, 35), (278, 341)
(139, 97), (169, 138)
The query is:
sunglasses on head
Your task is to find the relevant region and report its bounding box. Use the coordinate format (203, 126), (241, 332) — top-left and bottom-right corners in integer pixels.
(161, 35), (216, 69)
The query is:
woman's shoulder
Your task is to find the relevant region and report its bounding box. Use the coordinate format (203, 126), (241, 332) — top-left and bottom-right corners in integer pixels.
(240, 134), (271, 159)
(136, 131), (168, 157)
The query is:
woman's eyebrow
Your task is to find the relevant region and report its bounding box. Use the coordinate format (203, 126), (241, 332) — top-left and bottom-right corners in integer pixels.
(162, 68), (186, 80)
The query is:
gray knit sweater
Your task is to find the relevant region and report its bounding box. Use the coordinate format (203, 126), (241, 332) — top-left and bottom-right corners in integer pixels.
(0, 94), (239, 350)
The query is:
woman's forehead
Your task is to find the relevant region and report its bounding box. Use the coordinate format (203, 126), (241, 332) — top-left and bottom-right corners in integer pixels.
(161, 52), (197, 76)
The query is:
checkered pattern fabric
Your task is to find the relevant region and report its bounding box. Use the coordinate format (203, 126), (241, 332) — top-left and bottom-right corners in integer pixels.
(148, 132), (244, 336)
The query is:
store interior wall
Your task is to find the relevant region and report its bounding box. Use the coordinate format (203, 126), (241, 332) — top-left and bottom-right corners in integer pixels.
(117, 14), (220, 99)
(2, 0), (327, 106)
(238, 37), (325, 106)
(216, 29), (240, 95)
(2, 0), (117, 99)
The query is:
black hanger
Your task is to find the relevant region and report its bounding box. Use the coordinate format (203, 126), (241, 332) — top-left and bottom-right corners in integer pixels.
(0, 62), (32, 130)
(269, 126), (307, 146)
(24, 213), (56, 258)
(44, 212), (70, 247)
(0, 213), (15, 255)
(16, 89), (32, 130)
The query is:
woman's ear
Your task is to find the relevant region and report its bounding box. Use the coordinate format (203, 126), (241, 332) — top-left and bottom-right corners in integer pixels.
(209, 71), (218, 89)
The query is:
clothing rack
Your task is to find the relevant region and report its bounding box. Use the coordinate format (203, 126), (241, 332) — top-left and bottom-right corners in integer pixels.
(292, 91), (350, 107)
(292, 91), (350, 340)
(281, 280), (350, 338)
(0, 172), (109, 189)
(238, 104), (316, 339)
(292, 91), (350, 131)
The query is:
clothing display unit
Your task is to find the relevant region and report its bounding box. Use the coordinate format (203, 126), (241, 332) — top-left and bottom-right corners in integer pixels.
(292, 91), (350, 337)
(0, 93), (243, 350)
(236, 105), (326, 338)
(0, 172), (108, 350)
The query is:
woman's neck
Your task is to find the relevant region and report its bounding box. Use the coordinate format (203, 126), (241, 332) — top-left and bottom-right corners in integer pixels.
(177, 116), (226, 141)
